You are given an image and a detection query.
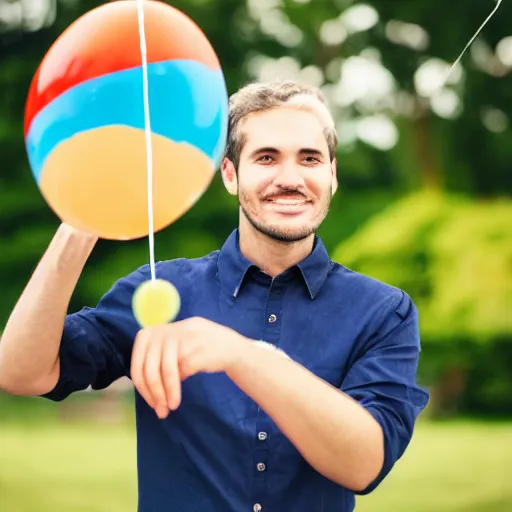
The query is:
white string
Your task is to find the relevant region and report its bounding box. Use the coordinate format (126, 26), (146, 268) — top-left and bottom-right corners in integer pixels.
(441, 0), (503, 87)
(132, 0), (501, 281)
(136, 0), (156, 281)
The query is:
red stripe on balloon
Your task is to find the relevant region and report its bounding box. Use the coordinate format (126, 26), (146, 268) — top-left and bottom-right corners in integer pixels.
(25, 0), (221, 136)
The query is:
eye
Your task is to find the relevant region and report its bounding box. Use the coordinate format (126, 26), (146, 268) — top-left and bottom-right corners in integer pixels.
(257, 155), (274, 164)
(303, 156), (321, 164)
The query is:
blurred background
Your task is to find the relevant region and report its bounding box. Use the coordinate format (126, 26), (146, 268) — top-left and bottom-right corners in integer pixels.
(1, 0), (511, 510)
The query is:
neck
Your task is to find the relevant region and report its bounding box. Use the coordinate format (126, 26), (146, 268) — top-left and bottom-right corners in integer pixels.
(238, 219), (315, 277)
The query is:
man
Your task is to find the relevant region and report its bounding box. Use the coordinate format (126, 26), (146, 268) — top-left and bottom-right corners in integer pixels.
(0, 80), (429, 511)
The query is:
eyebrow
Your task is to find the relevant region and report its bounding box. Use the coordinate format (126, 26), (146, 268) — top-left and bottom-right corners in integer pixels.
(248, 147), (325, 158)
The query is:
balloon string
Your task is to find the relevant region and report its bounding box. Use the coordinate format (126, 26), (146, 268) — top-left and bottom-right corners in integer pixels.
(133, 0), (502, 272)
(441, 0), (503, 87)
(136, 0), (156, 281)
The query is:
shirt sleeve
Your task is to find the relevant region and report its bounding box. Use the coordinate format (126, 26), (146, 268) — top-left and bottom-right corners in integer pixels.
(340, 290), (429, 494)
(41, 265), (148, 402)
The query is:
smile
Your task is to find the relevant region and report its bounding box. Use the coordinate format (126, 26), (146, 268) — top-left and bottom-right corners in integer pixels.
(266, 198), (309, 206)
(263, 198), (312, 215)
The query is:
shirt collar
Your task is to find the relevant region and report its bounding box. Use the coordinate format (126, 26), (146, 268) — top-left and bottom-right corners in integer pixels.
(217, 229), (332, 299)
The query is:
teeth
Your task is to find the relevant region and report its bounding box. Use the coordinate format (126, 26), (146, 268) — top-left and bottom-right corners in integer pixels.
(270, 199), (306, 205)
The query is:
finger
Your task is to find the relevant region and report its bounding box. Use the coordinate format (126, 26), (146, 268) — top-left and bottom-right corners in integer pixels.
(161, 333), (181, 410)
(131, 330), (154, 410)
(142, 330), (169, 419)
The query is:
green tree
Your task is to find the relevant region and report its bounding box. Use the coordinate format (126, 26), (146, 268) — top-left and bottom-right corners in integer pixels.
(333, 190), (512, 416)
(1, 1), (511, 417)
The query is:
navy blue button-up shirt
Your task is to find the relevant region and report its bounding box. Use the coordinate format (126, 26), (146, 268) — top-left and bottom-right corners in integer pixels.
(44, 229), (429, 512)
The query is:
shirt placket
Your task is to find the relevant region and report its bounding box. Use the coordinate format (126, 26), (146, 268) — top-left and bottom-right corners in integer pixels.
(250, 280), (283, 512)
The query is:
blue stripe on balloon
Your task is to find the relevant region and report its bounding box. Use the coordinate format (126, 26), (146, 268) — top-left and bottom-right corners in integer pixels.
(26, 59), (228, 184)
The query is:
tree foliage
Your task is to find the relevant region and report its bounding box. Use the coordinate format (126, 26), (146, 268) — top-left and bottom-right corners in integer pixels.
(334, 191), (512, 414)
(334, 191), (512, 341)
(1, 0), (511, 415)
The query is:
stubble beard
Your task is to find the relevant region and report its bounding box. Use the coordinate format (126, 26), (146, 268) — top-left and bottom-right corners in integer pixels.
(238, 190), (331, 243)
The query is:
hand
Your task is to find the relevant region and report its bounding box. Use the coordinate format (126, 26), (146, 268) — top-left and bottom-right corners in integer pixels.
(130, 317), (249, 419)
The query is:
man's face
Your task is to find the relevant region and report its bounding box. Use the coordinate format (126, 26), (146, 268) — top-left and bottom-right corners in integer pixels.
(234, 106), (337, 243)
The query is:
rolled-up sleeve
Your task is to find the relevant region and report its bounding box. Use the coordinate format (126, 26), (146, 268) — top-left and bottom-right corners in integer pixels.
(42, 266), (148, 402)
(340, 291), (430, 494)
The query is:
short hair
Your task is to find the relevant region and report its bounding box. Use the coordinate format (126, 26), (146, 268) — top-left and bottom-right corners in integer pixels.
(225, 80), (338, 168)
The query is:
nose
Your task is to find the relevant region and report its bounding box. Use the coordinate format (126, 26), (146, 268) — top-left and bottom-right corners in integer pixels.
(272, 160), (305, 190)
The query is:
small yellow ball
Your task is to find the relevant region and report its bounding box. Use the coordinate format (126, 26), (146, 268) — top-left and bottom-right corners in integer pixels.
(132, 278), (181, 328)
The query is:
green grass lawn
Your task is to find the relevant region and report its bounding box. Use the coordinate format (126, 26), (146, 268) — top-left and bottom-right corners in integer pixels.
(0, 414), (511, 511)
(357, 420), (512, 512)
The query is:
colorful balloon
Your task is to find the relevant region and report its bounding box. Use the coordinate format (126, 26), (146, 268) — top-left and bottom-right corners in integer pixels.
(24, 0), (228, 240)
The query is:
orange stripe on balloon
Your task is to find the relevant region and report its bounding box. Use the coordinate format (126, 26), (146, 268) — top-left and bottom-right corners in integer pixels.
(39, 126), (215, 240)
(25, 0), (221, 135)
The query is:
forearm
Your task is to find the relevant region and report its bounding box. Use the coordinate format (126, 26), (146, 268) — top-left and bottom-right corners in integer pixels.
(226, 342), (384, 491)
(0, 223), (97, 395)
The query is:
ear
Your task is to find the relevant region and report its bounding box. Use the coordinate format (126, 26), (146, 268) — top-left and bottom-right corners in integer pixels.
(221, 157), (238, 196)
(331, 157), (338, 196)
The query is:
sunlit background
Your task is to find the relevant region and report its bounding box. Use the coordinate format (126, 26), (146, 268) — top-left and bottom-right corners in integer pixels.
(1, 0), (511, 510)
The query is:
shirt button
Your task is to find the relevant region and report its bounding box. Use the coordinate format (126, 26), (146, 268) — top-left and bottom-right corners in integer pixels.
(256, 462), (266, 472)
(258, 431), (268, 441)
(268, 314), (277, 323)
(253, 504), (262, 512)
